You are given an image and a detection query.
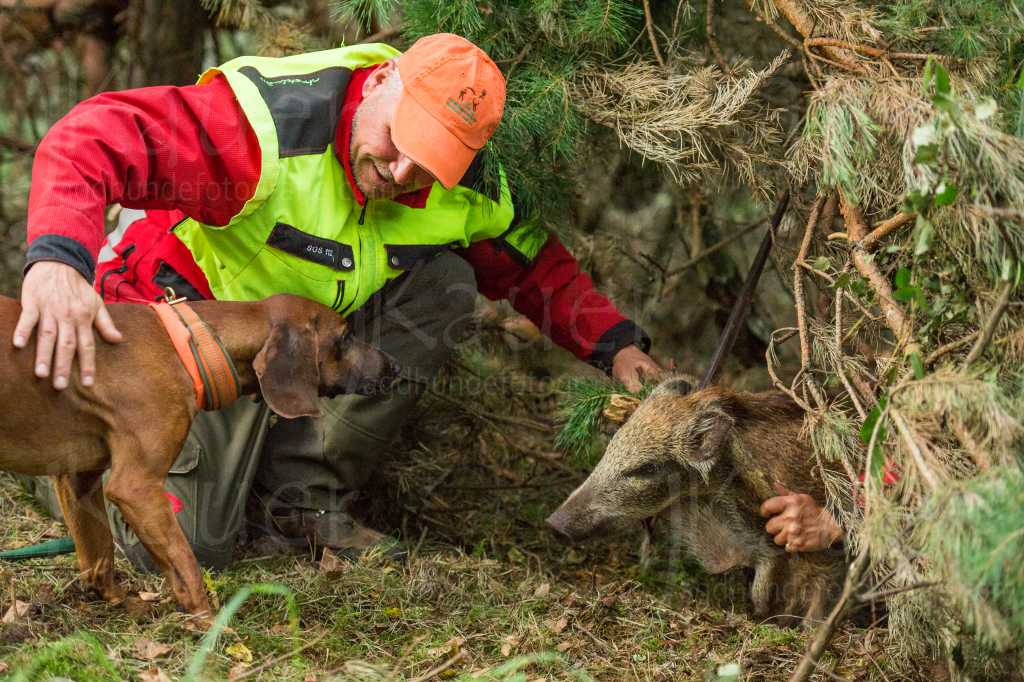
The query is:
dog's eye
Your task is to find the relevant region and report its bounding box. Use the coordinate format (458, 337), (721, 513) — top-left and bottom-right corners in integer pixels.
(626, 462), (664, 478)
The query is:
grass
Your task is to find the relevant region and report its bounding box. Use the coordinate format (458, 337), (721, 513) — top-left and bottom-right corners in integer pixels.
(0, 344), (899, 681)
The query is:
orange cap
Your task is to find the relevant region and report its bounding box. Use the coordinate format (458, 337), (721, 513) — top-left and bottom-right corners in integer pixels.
(393, 34), (505, 189)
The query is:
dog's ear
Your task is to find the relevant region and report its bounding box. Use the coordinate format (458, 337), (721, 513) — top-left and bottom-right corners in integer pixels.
(253, 322), (321, 419)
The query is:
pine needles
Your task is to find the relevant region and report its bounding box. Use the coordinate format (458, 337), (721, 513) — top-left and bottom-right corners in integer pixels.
(574, 52), (788, 198)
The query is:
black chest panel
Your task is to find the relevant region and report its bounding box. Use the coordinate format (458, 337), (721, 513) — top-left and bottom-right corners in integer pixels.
(239, 65), (352, 158)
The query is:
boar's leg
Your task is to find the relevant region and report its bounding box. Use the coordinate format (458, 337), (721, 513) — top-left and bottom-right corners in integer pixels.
(751, 553), (783, 615)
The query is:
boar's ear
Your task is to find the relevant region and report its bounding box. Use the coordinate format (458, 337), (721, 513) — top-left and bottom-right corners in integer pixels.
(677, 399), (735, 466)
(649, 375), (695, 398)
(253, 322), (321, 419)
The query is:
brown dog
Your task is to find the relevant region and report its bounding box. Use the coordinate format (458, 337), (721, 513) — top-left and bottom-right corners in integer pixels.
(0, 293), (398, 621)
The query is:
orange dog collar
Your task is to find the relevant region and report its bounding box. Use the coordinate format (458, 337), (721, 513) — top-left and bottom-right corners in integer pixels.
(150, 300), (240, 411)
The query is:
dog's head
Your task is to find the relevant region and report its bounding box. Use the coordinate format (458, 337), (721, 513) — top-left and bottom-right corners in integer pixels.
(253, 296), (400, 419)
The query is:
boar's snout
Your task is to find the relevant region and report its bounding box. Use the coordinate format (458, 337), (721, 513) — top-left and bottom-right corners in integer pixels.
(545, 506), (577, 541)
(545, 483), (607, 542)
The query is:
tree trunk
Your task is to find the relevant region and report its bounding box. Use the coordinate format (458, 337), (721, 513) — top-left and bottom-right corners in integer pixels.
(133, 0), (208, 86)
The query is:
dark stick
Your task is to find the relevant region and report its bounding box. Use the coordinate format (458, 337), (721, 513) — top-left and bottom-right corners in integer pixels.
(698, 191), (791, 389)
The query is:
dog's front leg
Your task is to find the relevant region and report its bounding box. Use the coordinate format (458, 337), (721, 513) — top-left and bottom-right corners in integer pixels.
(52, 471), (125, 603)
(104, 437), (212, 621)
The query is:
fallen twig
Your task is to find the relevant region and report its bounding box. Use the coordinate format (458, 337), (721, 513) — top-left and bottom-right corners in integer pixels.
(665, 216), (767, 278)
(789, 547), (871, 682)
(925, 332), (977, 366)
(963, 279), (1014, 367)
(409, 651), (467, 682)
(427, 389), (553, 433)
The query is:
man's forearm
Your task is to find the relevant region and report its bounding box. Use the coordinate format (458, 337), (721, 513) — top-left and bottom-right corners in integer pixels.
(26, 77), (260, 281)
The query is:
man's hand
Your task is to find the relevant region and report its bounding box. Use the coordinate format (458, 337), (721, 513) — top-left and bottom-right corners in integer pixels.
(14, 261), (123, 390)
(760, 482), (843, 552)
(611, 345), (662, 392)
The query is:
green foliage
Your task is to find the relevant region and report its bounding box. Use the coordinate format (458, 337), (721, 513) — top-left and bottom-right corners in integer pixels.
(554, 377), (622, 463)
(332, 0), (400, 33)
(11, 634), (120, 682)
(555, 377), (656, 465)
(186, 583), (299, 680)
(802, 98), (880, 203)
(925, 465), (1024, 650)
(878, 0), (1024, 61)
(365, 0), (644, 225)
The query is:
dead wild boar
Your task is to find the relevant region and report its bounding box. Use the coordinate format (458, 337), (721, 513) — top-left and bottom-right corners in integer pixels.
(546, 377), (847, 622)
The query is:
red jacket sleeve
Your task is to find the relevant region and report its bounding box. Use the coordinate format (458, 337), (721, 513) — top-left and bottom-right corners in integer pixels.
(459, 235), (651, 369)
(26, 75), (259, 282)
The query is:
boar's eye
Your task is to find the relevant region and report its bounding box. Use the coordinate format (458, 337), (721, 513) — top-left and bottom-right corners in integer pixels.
(625, 461), (665, 478)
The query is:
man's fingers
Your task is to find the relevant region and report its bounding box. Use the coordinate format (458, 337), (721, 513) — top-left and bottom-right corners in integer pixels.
(94, 304), (123, 344)
(13, 303), (39, 349)
(622, 371), (643, 393)
(33, 313), (58, 378)
(760, 495), (790, 517)
(76, 321), (97, 387)
(765, 515), (786, 536)
(772, 527), (790, 546)
(52, 319), (77, 390)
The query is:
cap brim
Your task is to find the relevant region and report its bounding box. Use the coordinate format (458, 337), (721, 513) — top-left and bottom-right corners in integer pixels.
(392, 92), (476, 190)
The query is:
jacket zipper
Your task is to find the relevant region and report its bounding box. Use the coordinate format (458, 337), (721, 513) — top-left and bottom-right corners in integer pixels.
(357, 201), (378, 315)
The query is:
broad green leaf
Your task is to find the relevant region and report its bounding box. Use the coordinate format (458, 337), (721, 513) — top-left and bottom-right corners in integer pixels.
(933, 60), (951, 95)
(914, 144), (939, 165)
(894, 267), (912, 289)
(910, 351), (925, 379)
(860, 396), (888, 444)
(934, 183), (959, 207)
(869, 423), (888, 482)
(914, 215), (934, 256)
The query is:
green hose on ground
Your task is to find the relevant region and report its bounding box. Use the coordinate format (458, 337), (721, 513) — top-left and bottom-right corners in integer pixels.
(0, 537), (75, 560)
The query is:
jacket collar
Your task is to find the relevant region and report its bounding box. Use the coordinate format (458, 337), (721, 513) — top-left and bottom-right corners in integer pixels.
(336, 65), (432, 210)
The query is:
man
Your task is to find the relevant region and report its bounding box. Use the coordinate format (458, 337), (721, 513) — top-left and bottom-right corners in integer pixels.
(16, 33), (663, 568)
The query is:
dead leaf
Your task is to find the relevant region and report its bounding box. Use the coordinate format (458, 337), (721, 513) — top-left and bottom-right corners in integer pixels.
(303, 674), (317, 682)
(556, 640), (573, 652)
(2, 601), (30, 624)
(603, 394), (641, 423)
(548, 616), (568, 634)
(132, 638), (173, 661)
(228, 662), (250, 680)
(0, 661), (8, 673)
(319, 547), (351, 576)
(500, 635), (519, 657)
(138, 591), (162, 602)
(533, 582), (550, 598)
(225, 641), (253, 663)
(139, 668), (172, 682)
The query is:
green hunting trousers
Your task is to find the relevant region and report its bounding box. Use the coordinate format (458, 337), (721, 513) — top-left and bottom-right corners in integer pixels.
(23, 253), (478, 570)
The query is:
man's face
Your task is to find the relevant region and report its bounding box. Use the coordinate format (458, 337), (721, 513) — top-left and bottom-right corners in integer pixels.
(350, 61), (437, 200)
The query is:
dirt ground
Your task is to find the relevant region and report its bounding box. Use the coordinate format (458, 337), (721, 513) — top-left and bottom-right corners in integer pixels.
(0, 340), (912, 681)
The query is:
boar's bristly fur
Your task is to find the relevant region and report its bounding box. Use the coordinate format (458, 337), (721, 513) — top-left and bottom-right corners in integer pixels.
(546, 378), (847, 623)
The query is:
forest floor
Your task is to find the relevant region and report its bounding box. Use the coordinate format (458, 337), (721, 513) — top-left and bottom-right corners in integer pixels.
(0, 340), (912, 681)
